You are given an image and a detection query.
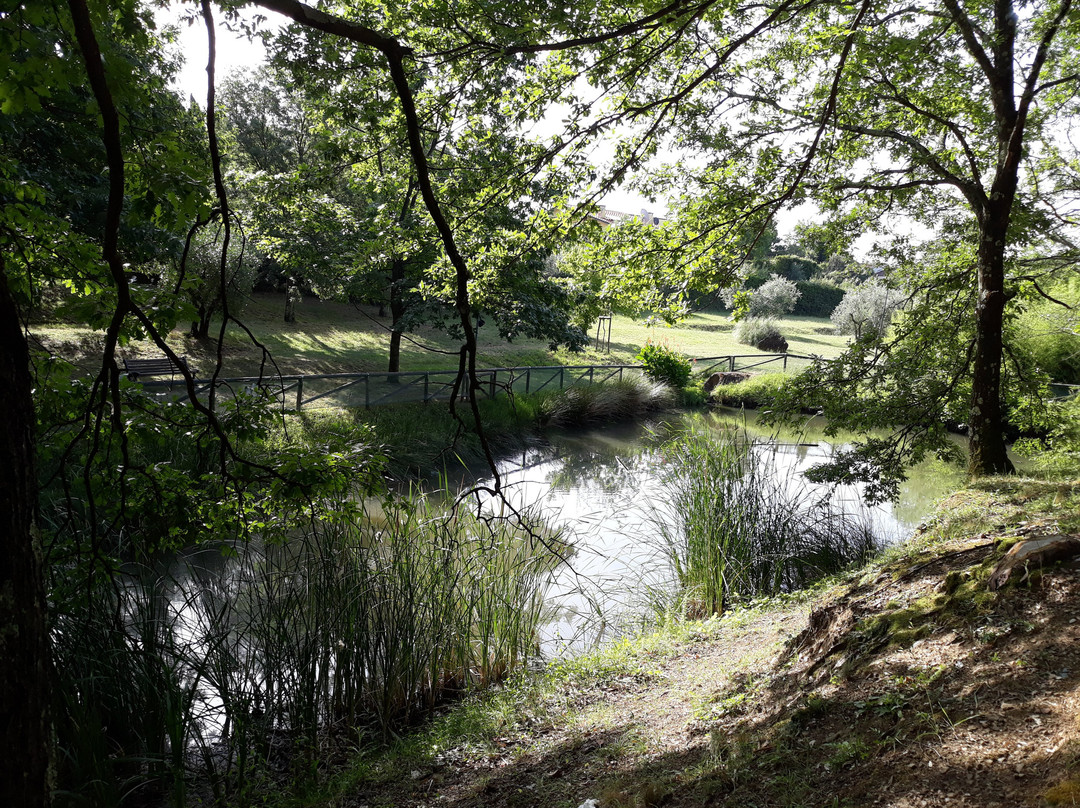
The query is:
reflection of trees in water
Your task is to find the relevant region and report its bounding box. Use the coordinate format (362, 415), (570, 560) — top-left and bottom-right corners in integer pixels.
(543, 420), (682, 494)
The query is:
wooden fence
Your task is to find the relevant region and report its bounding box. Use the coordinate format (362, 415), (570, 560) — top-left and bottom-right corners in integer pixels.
(136, 353), (823, 411)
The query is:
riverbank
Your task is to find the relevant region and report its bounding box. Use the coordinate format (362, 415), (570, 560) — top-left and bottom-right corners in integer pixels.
(295, 474), (1080, 808)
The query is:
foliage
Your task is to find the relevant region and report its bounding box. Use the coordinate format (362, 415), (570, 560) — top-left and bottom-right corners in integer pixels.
(762, 254), (822, 283)
(636, 342), (693, 389)
(792, 280), (846, 318)
(710, 373), (791, 409)
(1010, 277), (1080, 384)
(733, 317), (784, 350)
(750, 275), (801, 318)
(830, 282), (907, 341)
(726, 274), (801, 321)
(159, 223), (260, 338)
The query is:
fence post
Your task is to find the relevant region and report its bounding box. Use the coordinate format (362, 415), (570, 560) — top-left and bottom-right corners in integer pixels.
(560, 366), (565, 389)
(729, 356), (735, 372)
(590, 367), (595, 385)
(295, 378), (303, 411)
(489, 371), (496, 399)
(364, 375), (370, 409)
(783, 353), (788, 371)
(424, 373), (429, 402)
(526, 369), (531, 394)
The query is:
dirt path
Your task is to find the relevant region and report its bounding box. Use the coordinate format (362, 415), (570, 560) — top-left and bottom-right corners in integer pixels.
(340, 504), (1080, 808)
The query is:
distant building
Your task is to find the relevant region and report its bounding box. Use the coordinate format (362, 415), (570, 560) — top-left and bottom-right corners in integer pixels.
(589, 206), (664, 228)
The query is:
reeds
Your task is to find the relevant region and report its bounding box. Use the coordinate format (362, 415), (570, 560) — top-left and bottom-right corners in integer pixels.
(651, 424), (878, 615)
(540, 373), (676, 427)
(49, 494), (561, 806)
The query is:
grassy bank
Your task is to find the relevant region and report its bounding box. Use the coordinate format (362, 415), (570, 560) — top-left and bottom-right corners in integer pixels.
(33, 293), (848, 377)
(275, 373), (679, 479)
(283, 473), (1080, 808)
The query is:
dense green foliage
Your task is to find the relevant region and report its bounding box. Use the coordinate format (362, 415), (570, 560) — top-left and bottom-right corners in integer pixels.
(733, 317), (784, 350)
(636, 342), (693, 389)
(1010, 277), (1080, 384)
(792, 280), (846, 318)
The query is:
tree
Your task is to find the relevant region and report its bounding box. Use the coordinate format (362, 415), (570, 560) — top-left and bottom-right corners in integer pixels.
(471, 0), (1078, 480)
(684, 0), (1079, 478)
(748, 274), (801, 318)
(830, 282), (906, 341)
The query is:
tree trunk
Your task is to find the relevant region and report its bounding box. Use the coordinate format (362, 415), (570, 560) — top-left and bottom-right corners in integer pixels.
(0, 267), (51, 807)
(190, 313), (212, 339)
(968, 208), (1016, 477)
(386, 259), (405, 378)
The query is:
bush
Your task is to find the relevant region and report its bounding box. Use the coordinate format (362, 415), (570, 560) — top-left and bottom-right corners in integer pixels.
(793, 280), (846, 317)
(637, 342), (693, 388)
(710, 372), (789, 408)
(749, 274), (801, 317)
(830, 282), (906, 340)
(733, 317), (786, 351)
(765, 254), (821, 281)
(540, 374), (676, 426)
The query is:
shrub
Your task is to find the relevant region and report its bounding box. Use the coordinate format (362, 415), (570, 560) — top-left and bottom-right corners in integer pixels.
(793, 280), (846, 317)
(766, 254), (821, 281)
(710, 372), (789, 408)
(733, 317), (785, 350)
(749, 274), (801, 317)
(830, 282), (906, 340)
(637, 342), (693, 388)
(540, 374), (676, 426)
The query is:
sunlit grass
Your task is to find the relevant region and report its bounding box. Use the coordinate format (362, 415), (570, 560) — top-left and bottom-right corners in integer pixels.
(35, 293), (849, 378)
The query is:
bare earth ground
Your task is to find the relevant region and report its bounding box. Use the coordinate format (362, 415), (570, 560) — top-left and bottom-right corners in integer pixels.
(334, 483), (1080, 808)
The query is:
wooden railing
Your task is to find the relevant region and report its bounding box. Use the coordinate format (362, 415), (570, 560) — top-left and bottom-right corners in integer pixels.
(136, 353), (820, 411)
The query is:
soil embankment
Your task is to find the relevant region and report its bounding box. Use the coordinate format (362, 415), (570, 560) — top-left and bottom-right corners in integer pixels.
(337, 478), (1080, 807)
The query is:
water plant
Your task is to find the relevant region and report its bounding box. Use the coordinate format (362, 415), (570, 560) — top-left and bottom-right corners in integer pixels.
(651, 423), (878, 614)
(540, 373), (675, 427)
(49, 493), (563, 806)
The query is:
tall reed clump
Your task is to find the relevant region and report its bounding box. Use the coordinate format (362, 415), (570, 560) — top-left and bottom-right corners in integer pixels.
(652, 425), (878, 615)
(540, 373), (675, 427)
(49, 495), (563, 807)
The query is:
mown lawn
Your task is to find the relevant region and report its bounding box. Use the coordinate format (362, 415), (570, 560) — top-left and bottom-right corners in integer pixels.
(33, 292), (850, 377)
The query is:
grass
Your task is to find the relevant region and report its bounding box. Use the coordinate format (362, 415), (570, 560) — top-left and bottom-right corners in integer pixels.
(649, 421), (880, 615)
(709, 371), (792, 409)
(50, 492), (566, 807)
(33, 293), (850, 378)
(269, 373), (678, 480)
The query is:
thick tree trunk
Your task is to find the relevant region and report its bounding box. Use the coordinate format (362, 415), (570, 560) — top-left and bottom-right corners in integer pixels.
(0, 267), (51, 807)
(968, 210), (1016, 477)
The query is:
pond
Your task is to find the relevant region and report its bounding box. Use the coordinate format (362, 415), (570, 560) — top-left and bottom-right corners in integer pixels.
(80, 406), (969, 768)
(466, 409), (967, 653)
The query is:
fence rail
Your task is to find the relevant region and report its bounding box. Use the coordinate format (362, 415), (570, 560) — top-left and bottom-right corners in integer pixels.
(137, 353), (821, 411)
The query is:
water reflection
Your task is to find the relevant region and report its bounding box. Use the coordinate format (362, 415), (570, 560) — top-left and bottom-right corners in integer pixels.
(475, 410), (965, 654)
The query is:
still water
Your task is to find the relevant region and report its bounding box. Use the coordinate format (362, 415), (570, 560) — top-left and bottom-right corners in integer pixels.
(468, 409), (966, 653)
